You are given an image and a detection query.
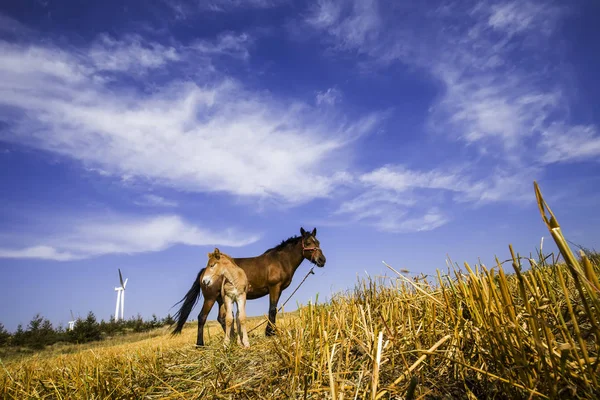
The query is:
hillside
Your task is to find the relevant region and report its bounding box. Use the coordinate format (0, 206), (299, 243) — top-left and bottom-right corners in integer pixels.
(1, 253), (598, 399)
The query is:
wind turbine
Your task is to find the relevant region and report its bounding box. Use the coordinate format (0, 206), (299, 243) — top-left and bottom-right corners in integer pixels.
(68, 310), (76, 331)
(114, 269), (128, 321)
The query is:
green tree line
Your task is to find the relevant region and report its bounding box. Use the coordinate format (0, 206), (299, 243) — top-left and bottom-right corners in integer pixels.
(0, 312), (175, 350)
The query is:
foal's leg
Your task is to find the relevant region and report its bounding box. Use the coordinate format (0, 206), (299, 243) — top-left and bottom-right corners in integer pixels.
(229, 304), (237, 344)
(196, 297), (216, 347)
(234, 304), (242, 346)
(237, 294), (250, 347)
(266, 284), (282, 337)
(223, 296), (234, 346)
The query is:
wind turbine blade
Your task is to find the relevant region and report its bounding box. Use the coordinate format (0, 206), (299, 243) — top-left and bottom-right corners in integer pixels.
(119, 268), (124, 287)
(70, 309), (75, 320)
(123, 278), (128, 289)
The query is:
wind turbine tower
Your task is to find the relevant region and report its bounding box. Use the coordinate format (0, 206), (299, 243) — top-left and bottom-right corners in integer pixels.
(68, 310), (76, 331)
(114, 269), (128, 321)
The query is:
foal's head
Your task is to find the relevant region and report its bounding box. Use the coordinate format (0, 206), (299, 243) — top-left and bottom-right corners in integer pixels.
(202, 248), (236, 286)
(300, 227), (327, 268)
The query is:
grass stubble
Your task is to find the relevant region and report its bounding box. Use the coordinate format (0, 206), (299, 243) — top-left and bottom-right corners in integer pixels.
(1, 181), (598, 399)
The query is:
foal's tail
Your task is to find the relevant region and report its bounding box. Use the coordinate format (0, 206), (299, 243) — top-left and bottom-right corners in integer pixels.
(171, 268), (205, 335)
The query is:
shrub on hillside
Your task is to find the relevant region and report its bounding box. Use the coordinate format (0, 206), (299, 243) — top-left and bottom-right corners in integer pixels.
(1, 311), (174, 351)
(68, 312), (102, 344)
(0, 323), (10, 346)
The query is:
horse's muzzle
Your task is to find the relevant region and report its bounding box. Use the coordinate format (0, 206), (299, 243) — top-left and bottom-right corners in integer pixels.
(316, 255), (326, 267)
(202, 277), (212, 286)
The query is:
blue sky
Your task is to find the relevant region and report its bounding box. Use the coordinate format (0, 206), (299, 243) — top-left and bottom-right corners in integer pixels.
(1, 0), (599, 332)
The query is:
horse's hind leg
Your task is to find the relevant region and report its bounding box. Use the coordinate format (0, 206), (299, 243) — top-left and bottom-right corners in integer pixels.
(196, 297), (216, 347)
(235, 306), (242, 346)
(238, 295), (250, 347)
(217, 299), (227, 333)
(224, 297), (234, 346)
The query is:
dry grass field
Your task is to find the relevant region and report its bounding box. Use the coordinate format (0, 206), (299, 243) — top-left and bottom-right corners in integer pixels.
(1, 182), (598, 399)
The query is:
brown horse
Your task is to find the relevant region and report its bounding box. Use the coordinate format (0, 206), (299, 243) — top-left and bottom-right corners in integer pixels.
(172, 227), (326, 346)
(202, 248), (250, 348)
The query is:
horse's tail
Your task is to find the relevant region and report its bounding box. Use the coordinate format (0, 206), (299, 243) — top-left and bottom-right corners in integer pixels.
(171, 268), (204, 335)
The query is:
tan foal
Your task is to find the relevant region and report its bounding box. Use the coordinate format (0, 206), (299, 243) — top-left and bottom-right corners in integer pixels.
(201, 248), (250, 347)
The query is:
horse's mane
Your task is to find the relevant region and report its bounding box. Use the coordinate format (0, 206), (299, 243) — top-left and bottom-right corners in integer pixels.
(209, 251), (237, 264)
(220, 253), (236, 263)
(262, 235), (301, 254)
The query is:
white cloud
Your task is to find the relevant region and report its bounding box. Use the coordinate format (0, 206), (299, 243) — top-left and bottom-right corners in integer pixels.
(359, 165), (469, 193)
(0, 246), (78, 261)
(333, 167), (457, 232)
(377, 208), (449, 233)
(201, 0), (288, 12)
(333, 162), (540, 232)
(0, 35), (387, 206)
(334, 188), (449, 232)
(432, 76), (561, 149)
(316, 87), (341, 106)
(161, 0), (287, 19)
(134, 194), (179, 208)
(0, 214), (259, 261)
(540, 124), (600, 164)
(89, 34), (179, 73)
(306, 0), (380, 51)
(190, 32), (253, 60)
(484, 1), (562, 37)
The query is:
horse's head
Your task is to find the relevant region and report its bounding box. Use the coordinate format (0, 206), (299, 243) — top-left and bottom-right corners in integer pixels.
(300, 227), (326, 267)
(202, 248), (226, 286)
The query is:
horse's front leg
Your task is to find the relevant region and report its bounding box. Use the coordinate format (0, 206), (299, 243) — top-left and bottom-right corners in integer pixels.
(266, 284), (282, 337)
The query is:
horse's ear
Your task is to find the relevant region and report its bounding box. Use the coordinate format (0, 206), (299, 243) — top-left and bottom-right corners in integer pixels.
(214, 248), (221, 259)
(300, 227), (306, 236)
(208, 252), (212, 257)
(311, 227), (317, 236)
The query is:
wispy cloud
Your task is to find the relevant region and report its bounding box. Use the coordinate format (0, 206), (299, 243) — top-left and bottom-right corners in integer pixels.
(0, 30), (387, 206)
(0, 214), (259, 261)
(134, 194), (179, 208)
(161, 0), (287, 19)
(89, 34), (179, 73)
(0, 13), (33, 37)
(316, 87), (341, 106)
(484, 0), (562, 37)
(333, 188), (449, 233)
(190, 33), (253, 60)
(304, 0), (600, 233)
(359, 166), (470, 194)
(202, 0), (288, 12)
(306, 0), (598, 157)
(0, 246), (78, 262)
(306, 0), (381, 54)
(379, 208), (449, 233)
(333, 162), (540, 232)
(540, 124), (600, 164)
